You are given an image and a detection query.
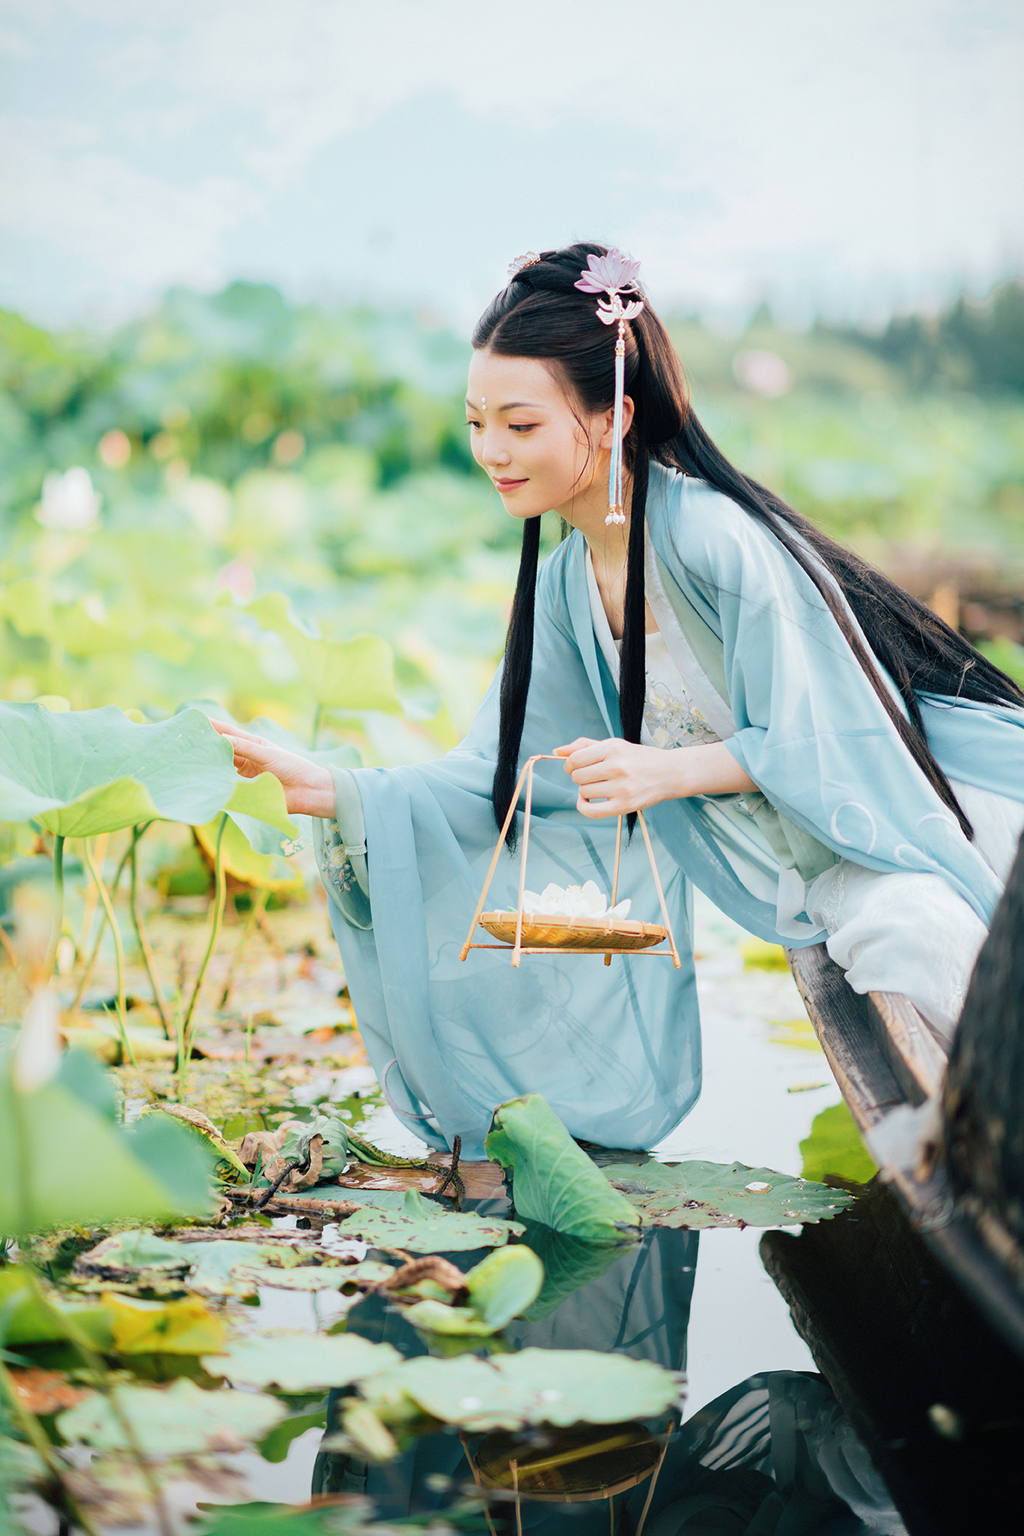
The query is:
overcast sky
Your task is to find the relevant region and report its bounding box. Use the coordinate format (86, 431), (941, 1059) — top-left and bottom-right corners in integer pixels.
(2, 0), (1022, 331)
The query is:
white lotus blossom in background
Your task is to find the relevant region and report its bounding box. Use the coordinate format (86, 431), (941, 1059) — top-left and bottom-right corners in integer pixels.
(520, 881), (632, 920)
(34, 466), (101, 530)
(13, 987), (62, 1093)
(732, 349), (794, 398)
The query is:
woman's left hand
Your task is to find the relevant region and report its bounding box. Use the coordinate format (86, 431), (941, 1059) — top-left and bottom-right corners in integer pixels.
(554, 736), (757, 816)
(555, 737), (687, 817)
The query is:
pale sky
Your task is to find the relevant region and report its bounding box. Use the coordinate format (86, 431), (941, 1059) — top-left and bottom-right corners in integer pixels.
(2, 0), (1022, 330)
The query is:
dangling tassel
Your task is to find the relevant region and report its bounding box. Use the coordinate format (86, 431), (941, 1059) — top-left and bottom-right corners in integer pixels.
(606, 317), (628, 526)
(572, 249), (644, 528)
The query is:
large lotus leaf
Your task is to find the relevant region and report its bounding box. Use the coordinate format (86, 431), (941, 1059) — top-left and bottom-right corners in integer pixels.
(56, 1377), (286, 1455)
(602, 1159), (855, 1228)
(484, 1095), (641, 1242)
(0, 1060), (213, 1234)
(517, 1222), (639, 1322)
(356, 1347), (679, 1437)
(202, 1329), (401, 1393)
(337, 1188), (524, 1253)
(403, 1245), (544, 1338)
(245, 592), (401, 713)
(0, 703), (290, 837)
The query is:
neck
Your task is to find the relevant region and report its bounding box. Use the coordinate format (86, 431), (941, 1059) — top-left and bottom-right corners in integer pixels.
(555, 458), (634, 568)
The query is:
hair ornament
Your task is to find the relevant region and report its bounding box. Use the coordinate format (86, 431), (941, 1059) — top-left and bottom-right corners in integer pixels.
(508, 251), (542, 279)
(575, 250), (645, 525)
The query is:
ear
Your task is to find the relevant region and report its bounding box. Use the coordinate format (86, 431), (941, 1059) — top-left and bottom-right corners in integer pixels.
(597, 395), (635, 448)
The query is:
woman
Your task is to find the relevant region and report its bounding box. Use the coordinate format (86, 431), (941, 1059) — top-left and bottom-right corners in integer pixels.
(217, 243), (1024, 1160)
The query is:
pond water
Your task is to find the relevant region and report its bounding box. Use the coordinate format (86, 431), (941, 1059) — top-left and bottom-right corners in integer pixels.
(235, 893), (903, 1533)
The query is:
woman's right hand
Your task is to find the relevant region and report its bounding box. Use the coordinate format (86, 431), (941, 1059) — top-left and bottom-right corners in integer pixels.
(210, 721), (337, 818)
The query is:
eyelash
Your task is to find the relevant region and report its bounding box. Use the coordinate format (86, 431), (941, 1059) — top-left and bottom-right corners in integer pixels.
(466, 421), (536, 433)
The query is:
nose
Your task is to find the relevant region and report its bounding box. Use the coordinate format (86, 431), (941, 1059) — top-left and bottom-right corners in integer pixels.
(480, 427), (511, 469)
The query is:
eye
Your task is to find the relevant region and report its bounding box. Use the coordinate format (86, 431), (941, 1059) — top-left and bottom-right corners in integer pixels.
(466, 418), (482, 430)
(509, 423), (537, 433)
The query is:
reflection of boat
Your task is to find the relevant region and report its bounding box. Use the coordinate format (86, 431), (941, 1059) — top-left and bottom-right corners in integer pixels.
(765, 840), (1024, 1530)
(312, 1225), (905, 1533)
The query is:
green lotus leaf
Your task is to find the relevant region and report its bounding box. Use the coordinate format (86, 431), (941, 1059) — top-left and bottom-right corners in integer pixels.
(601, 1159), (855, 1228)
(403, 1244), (544, 1338)
(0, 703), (246, 837)
(353, 1347), (679, 1442)
(56, 1377), (286, 1456)
(799, 1101), (878, 1185)
(485, 1095), (641, 1242)
(245, 592), (401, 713)
(0, 1056), (214, 1235)
(337, 1188), (524, 1253)
(202, 1328), (401, 1393)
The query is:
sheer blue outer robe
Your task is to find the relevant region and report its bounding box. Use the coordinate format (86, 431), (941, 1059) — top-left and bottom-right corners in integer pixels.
(317, 464), (1024, 1158)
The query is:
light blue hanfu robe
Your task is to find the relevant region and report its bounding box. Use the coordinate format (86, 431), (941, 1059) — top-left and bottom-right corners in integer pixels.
(316, 463), (1024, 1158)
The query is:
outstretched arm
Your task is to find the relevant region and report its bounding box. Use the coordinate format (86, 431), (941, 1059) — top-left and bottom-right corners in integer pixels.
(555, 736), (756, 818)
(210, 721), (336, 818)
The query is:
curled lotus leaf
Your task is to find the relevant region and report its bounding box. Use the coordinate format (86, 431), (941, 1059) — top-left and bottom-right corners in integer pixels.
(337, 1189), (524, 1253)
(202, 1328), (401, 1393)
(56, 1376), (285, 1455)
(601, 1159), (855, 1228)
(485, 1094), (641, 1241)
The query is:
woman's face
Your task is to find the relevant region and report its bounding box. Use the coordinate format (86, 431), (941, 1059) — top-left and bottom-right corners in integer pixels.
(466, 350), (617, 522)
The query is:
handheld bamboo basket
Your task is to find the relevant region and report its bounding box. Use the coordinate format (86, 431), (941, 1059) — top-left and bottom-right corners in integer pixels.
(459, 754), (681, 969)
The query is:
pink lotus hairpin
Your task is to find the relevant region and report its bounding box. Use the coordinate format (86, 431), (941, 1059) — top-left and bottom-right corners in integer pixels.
(575, 250), (645, 525)
(574, 250), (644, 324)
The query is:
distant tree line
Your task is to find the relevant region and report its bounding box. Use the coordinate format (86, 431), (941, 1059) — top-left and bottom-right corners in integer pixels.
(821, 279), (1024, 395)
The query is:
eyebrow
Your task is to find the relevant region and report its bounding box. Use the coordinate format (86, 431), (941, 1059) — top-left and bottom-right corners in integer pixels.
(464, 399), (544, 412)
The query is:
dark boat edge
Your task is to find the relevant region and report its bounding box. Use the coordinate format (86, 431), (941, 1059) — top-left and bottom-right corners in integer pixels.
(786, 940), (1024, 1363)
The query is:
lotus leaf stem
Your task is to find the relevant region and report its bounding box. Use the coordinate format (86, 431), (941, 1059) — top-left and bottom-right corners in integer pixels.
(43, 834), (65, 982)
(81, 838), (135, 1068)
(219, 884), (270, 1009)
(69, 834), (135, 1018)
(181, 812), (227, 1059)
(128, 822), (171, 1036)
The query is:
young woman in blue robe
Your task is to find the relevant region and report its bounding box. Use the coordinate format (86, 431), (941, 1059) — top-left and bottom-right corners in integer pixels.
(216, 244), (1024, 1160)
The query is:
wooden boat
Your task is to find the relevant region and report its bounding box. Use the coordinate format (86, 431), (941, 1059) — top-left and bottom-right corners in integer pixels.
(761, 840), (1024, 1532)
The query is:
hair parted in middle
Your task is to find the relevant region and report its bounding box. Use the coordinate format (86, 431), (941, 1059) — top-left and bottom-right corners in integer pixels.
(473, 241), (1024, 847)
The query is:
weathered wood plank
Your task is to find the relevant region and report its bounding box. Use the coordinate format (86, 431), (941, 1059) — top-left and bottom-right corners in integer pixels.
(787, 943), (905, 1133)
(866, 991), (946, 1105)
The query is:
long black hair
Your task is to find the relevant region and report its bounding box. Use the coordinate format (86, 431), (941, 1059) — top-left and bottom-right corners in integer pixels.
(475, 242), (1024, 844)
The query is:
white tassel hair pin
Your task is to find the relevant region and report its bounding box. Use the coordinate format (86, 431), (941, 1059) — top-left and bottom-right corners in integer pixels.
(574, 250), (644, 526)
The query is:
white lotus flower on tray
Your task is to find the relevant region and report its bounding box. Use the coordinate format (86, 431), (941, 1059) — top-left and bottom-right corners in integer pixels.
(519, 880), (631, 921)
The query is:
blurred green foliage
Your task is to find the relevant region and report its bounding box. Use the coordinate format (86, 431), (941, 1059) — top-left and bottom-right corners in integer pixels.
(2, 279), (1023, 753)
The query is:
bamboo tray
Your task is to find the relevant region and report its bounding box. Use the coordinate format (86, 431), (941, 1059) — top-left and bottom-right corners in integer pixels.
(478, 911), (666, 951)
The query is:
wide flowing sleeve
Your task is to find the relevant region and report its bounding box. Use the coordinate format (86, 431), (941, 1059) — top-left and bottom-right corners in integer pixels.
(312, 765), (372, 930)
(652, 474), (1011, 924)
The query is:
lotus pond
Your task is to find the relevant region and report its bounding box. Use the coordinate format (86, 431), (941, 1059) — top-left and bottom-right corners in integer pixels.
(1, 830), (900, 1536)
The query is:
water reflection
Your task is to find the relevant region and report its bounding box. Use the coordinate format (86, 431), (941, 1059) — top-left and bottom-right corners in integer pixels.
(312, 1228), (904, 1534)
